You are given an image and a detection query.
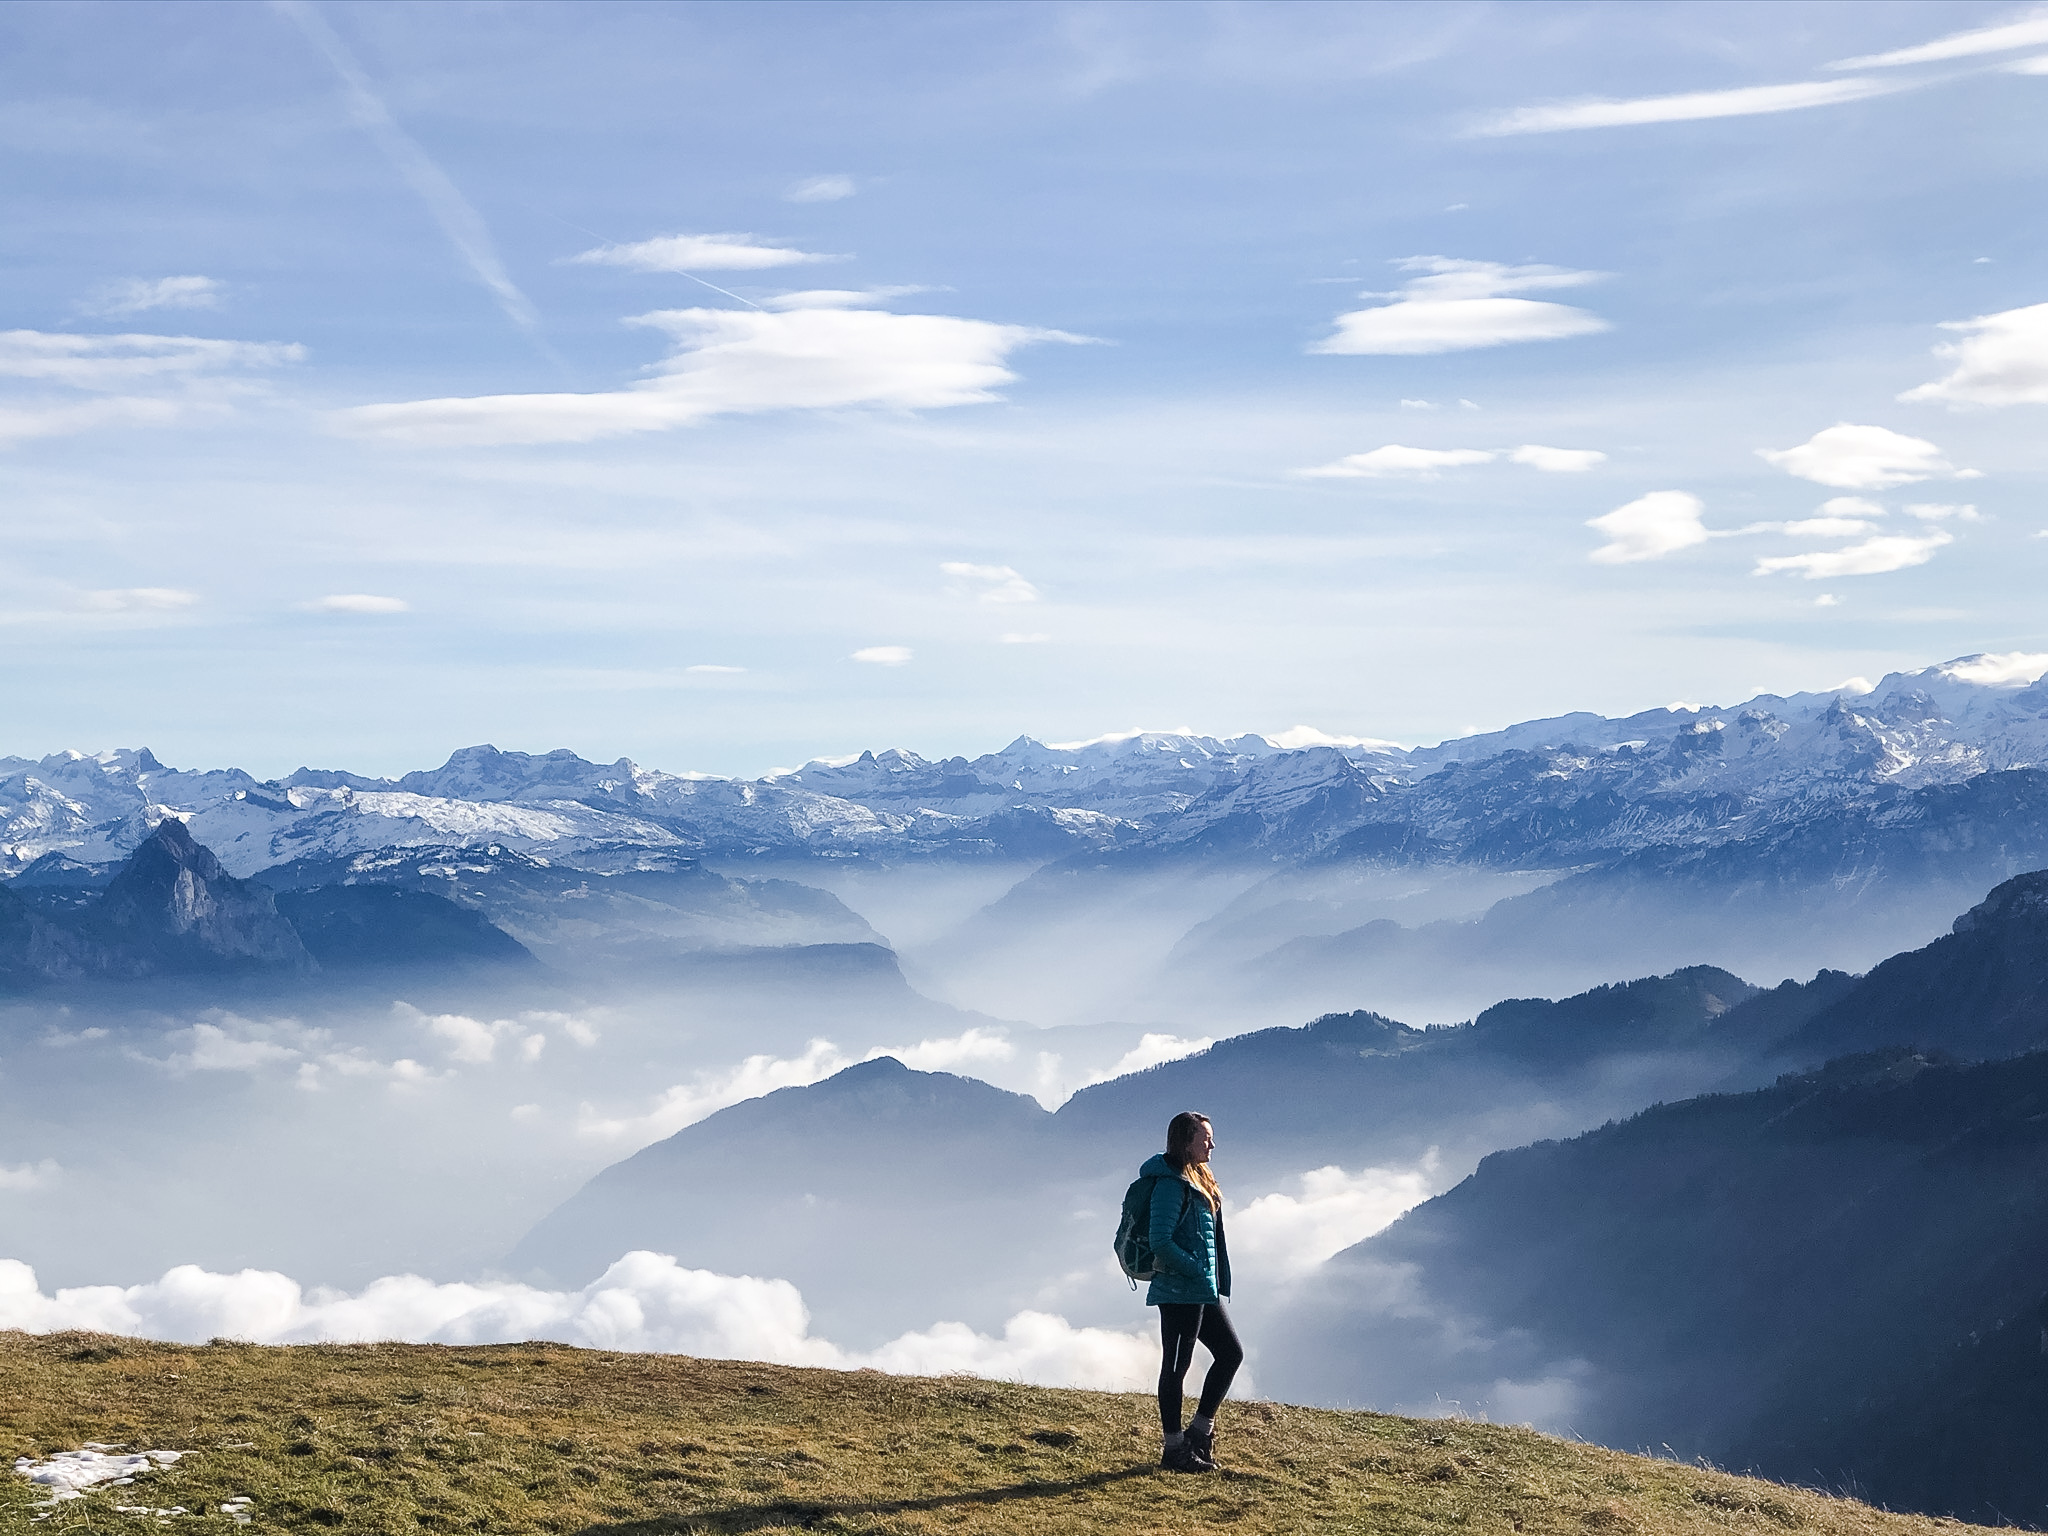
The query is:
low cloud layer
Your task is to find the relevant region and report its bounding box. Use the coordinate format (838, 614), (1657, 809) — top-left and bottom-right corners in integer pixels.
(1230, 1156), (1445, 1279)
(1311, 258), (1608, 356)
(0, 1251), (1154, 1390)
(338, 306), (1078, 446)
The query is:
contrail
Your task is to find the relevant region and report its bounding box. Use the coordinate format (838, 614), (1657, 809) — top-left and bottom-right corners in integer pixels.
(274, 0), (541, 334)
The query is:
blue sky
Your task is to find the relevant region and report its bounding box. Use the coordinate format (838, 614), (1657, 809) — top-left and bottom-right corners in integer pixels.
(3, 0), (2045, 777)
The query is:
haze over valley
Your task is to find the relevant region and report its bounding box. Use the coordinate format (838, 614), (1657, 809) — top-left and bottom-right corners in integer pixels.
(9, 1), (2048, 1523)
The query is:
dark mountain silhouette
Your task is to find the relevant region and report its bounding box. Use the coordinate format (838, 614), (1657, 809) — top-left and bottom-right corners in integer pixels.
(506, 1058), (1057, 1340)
(84, 817), (313, 974)
(1262, 1045), (2048, 1527)
(252, 842), (875, 970)
(507, 962), (1823, 1341)
(1770, 869), (2048, 1065)
(1054, 965), (1773, 1179)
(0, 821), (536, 987)
(272, 886), (536, 971)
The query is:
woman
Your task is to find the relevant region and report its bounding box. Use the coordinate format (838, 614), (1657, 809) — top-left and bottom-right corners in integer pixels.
(1139, 1110), (1243, 1473)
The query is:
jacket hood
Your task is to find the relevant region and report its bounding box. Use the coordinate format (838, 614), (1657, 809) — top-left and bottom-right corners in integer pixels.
(1139, 1152), (1181, 1179)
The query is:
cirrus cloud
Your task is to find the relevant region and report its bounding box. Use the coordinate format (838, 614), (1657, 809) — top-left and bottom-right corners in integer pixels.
(1757, 423), (1976, 488)
(337, 306), (1080, 447)
(80, 276), (224, 318)
(0, 330), (301, 391)
(0, 329), (302, 446)
(1830, 10), (2048, 69)
(1477, 77), (1904, 136)
(852, 646), (913, 665)
(1310, 257), (1608, 356)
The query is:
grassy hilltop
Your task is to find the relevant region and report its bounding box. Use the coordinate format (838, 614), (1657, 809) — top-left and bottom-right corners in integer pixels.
(0, 1333), (1998, 1535)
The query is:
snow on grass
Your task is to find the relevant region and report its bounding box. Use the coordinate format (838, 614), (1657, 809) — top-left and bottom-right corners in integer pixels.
(13, 1446), (183, 1507)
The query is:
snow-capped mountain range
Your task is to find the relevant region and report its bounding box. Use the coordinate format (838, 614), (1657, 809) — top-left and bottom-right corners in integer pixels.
(4, 654), (2046, 882)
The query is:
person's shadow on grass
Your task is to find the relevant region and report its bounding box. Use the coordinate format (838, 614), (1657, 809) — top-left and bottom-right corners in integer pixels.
(572, 1465), (1161, 1534)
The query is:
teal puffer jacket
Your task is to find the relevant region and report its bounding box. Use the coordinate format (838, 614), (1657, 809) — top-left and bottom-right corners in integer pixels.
(1139, 1152), (1231, 1306)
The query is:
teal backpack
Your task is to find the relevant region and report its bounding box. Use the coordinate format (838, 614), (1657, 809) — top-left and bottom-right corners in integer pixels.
(1113, 1173), (1190, 1287)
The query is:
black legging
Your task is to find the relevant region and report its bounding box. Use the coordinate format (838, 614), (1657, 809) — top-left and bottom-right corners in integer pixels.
(1156, 1302), (1243, 1433)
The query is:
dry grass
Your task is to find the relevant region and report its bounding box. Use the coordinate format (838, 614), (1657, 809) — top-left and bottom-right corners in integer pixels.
(0, 1331), (1993, 1535)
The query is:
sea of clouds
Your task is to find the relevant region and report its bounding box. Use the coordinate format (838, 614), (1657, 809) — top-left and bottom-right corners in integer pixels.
(0, 1250), (1158, 1391)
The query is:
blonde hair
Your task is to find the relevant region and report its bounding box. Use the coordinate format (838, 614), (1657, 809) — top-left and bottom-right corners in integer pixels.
(1165, 1111), (1221, 1212)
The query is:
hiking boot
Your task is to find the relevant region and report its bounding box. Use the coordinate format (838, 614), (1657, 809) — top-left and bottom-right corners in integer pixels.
(1160, 1441), (1211, 1473)
(1184, 1423), (1215, 1468)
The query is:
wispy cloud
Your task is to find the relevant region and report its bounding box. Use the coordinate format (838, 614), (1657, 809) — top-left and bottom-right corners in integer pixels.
(2, 326), (298, 445)
(1722, 495), (1884, 540)
(274, 0), (540, 333)
(0, 1159), (59, 1191)
(77, 587), (200, 612)
(1311, 257), (1608, 356)
(1477, 77), (1905, 136)
(852, 645), (912, 665)
(80, 276), (223, 318)
(760, 286), (928, 311)
(783, 174), (857, 203)
(1829, 9), (2048, 69)
(1586, 490), (1708, 564)
(686, 663), (747, 674)
(942, 561), (1039, 603)
(338, 306), (1081, 446)
(1899, 302), (2048, 406)
(1509, 444), (1606, 472)
(1298, 442), (1606, 478)
(1758, 423), (1976, 488)
(0, 331), (300, 390)
(1753, 530), (1951, 579)
(569, 233), (840, 273)
(304, 593), (409, 614)
(998, 632), (1051, 645)
(1299, 445), (1494, 478)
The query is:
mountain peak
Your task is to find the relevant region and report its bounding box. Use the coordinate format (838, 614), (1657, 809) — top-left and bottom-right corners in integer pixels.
(93, 819), (312, 973)
(1953, 870), (2048, 936)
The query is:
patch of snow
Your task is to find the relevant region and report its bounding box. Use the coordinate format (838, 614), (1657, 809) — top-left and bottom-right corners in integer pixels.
(14, 1446), (184, 1507)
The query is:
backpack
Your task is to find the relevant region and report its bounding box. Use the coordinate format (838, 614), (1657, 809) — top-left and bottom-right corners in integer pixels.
(1113, 1173), (1190, 1287)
